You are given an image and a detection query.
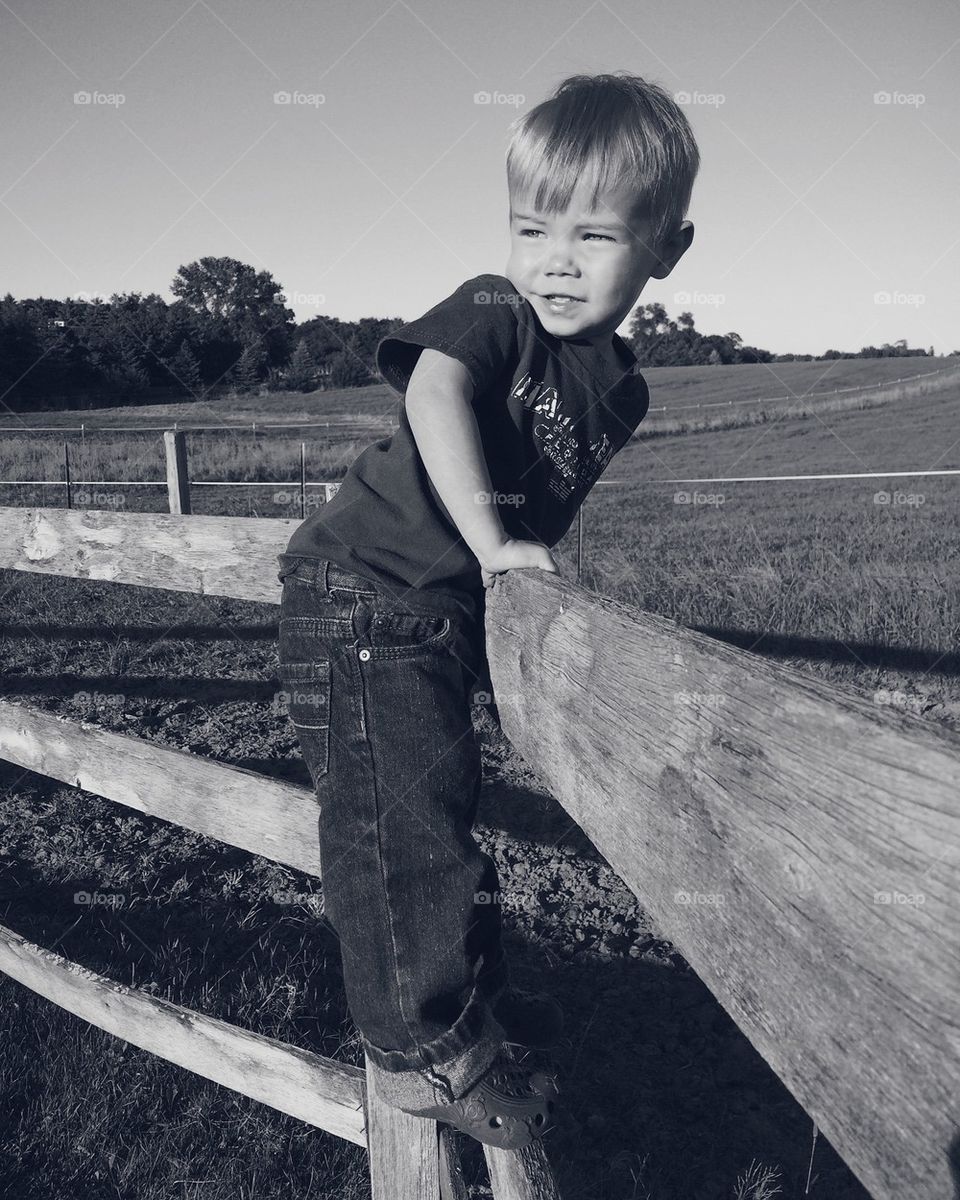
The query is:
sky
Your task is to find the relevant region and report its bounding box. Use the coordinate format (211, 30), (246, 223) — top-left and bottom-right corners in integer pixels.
(1, 0), (958, 358)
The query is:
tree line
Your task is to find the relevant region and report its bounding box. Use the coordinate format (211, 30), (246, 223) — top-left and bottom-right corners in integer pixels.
(626, 302), (938, 367)
(0, 257), (942, 412)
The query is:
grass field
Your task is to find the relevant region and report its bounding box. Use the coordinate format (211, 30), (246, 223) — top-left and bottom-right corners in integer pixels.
(1, 356), (957, 519)
(2, 357), (957, 1198)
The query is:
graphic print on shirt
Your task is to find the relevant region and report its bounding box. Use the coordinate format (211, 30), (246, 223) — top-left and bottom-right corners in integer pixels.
(512, 372), (615, 503)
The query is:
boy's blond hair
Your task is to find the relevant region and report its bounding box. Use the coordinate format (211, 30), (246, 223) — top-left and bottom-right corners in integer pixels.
(505, 71), (700, 252)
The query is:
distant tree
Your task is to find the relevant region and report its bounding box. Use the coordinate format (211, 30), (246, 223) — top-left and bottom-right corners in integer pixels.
(285, 337), (318, 392)
(624, 304), (771, 366)
(328, 344), (373, 388)
(165, 340), (202, 394)
(232, 342), (267, 392)
(171, 256), (294, 369)
(737, 345), (774, 363)
(120, 337), (150, 389)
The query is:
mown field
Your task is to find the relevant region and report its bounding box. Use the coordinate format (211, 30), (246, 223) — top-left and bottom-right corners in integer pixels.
(2, 359), (957, 1199)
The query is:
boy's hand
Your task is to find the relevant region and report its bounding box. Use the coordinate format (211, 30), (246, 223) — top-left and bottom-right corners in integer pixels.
(479, 538), (560, 589)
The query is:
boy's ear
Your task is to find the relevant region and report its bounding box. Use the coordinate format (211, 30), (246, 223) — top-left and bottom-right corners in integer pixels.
(649, 220), (694, 280)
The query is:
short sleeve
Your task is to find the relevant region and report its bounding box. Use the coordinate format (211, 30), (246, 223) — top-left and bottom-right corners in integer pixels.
(375, 274), (519, 399)
(612, 335), (650, 436)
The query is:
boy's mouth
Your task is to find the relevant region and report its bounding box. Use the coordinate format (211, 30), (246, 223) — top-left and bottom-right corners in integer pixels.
(541, 294), (583, 313)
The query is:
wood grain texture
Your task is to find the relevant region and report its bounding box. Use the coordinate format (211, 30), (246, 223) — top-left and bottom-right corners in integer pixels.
(0, 700), (322, 876)
(0, 921), (366, 1145)
(364, 1054), (442, 1199)
(0, 506), (296, 603)
(438, 1127), (470, 1200)
(164, 430), (190, 515)
(485, 568), (960, 1200)
(483, 1139), (564, 1200)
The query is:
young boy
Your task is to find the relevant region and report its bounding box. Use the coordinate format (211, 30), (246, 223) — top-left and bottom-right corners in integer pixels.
(276, 70), (698, 1150)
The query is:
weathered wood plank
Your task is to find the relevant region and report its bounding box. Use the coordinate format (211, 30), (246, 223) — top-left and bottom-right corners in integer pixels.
(438, 1127), (470, 1200)
(0, 922), (366, 1145)
(0, 700), (322, 877)
(164, 430), (191, 515)
(484, 569), (960, 1200)
(364, 1053), (442, 1199)
(0, 506), (296, 603)
(483, 1137), (564, 1199)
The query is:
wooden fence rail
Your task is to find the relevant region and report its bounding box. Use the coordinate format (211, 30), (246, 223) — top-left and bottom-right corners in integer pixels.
(483, 571), (960, 1200)
(1, 504), (958, 1198)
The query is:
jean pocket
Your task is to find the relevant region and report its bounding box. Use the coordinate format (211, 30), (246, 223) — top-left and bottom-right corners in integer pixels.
(278, 660), (331, 783)
(277, 555), (313, 586)
(367, 609), (452, 656)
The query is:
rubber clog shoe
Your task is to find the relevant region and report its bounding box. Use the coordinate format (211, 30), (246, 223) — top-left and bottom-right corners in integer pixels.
(493, 987), (564, 1049)
(402, 1047), (559, 1150)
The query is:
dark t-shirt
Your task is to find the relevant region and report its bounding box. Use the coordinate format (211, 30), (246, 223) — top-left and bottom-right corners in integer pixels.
(284, 272), (650, 609)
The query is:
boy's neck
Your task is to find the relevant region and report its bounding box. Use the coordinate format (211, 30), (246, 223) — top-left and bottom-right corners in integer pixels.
(562, 330), (615, 349)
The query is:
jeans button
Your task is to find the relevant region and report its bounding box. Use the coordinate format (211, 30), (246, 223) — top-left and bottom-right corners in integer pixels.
(359, 648), (371, 661)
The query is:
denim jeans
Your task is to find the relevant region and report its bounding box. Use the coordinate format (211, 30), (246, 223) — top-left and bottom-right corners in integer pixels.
(275, 553), (511, 1109)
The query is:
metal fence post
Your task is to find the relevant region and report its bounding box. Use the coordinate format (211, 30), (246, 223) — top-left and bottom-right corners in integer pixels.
(63, 442), (72, 510)
(299, 442), (306, 519)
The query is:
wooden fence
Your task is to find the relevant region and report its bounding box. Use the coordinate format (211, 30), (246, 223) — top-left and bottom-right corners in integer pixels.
(1, 505), (958, 1198)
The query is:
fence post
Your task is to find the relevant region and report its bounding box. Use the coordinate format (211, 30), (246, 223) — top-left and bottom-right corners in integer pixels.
(164, 430), (191, 514)
(63, 442), (72, 510)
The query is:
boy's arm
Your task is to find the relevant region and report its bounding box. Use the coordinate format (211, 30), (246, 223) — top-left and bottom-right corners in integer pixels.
(404, 348), (510, 571)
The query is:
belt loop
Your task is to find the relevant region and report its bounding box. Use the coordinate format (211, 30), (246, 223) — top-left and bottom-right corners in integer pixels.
(320, 558), (330, 595)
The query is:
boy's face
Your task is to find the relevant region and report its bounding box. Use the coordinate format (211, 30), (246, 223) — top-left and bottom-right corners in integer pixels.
(504, 177), (693, 343)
